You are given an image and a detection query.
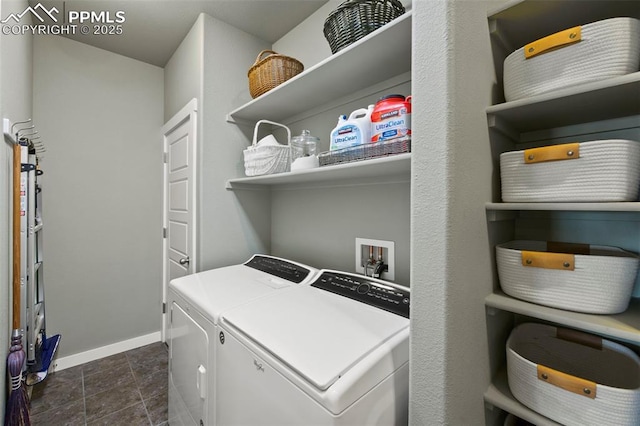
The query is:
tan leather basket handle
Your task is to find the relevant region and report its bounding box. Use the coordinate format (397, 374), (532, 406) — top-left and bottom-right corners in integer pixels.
(537, 364), (597, 399)
(521, 251), (575, 271)
(524, 143), (580, 164)
(525, 26), (582, 59)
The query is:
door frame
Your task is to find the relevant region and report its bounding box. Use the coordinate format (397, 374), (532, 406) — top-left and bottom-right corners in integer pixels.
(162, 98), (198, 342)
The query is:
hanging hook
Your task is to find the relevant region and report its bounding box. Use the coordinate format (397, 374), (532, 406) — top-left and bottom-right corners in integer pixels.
(20, 130), (38, 138)
(17, 126), (35, 141)
(11, 118), (31, 134)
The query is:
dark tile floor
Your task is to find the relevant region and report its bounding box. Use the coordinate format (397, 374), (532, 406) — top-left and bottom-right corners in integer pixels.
(29, 342), (168, 426)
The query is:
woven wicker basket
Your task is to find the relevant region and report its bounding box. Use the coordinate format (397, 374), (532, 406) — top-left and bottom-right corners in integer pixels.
(500, 139), (640, 202)
(507, 323), (640, 425)
(496, 240), (639, 314)
(323, 0), (405, 54)
(504, 17), (640, 101)
(243, 120), (291, 176)
(248, 50), (303, 99)
(318, 137), (411, 167)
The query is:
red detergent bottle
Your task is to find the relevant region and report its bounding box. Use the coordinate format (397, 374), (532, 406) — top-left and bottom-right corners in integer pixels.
(370, 94), (412, 143)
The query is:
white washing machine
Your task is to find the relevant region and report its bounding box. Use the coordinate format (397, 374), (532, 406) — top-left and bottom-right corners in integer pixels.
(216, 269), (411, 425)
(167, 255), (318, 426)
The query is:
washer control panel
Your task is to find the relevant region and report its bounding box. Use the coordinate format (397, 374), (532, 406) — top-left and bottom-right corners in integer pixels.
(244, 256), (311, 284)
(311, 271), (410, 318)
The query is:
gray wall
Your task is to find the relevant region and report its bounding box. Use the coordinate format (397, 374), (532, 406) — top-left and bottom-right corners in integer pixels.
(199, 13), (272, 270)
(410, 1), (500, 423)
(0, 0), (32, 417)
(32, 35), (164, 357)
(164, 15), (203, 123)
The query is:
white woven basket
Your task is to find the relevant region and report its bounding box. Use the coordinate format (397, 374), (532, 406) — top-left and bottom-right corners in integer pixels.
(507, 323), (640, 426)
(504, 17), (640, 101)
(243, 120), (291, 176)
(496, 240), (639, 314)
(500, 139), (640, 202)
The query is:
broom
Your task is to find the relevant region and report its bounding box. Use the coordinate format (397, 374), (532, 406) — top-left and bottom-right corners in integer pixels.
(4, 142), (31, 426)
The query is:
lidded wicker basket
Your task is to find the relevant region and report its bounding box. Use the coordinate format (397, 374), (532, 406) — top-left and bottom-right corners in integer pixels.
(248, 50), (304, 99)
(323, 0), (405, 54)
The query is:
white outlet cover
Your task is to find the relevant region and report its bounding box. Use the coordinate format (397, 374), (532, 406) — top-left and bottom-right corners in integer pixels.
(355, 237), (395, 281)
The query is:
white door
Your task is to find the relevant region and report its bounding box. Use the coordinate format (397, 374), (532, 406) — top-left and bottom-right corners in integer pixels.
(162, 99), (198, 342)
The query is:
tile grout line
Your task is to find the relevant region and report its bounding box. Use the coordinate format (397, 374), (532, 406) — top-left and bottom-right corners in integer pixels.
(82, 367), (87, 426)
(84, 354), (143, 425)
(127, 350), (154, 425)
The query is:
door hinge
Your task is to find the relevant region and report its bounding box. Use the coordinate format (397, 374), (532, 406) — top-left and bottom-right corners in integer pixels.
(163, 152), (167, 163)
(163, 227), (167, 238)
(162, 302), (166, 314)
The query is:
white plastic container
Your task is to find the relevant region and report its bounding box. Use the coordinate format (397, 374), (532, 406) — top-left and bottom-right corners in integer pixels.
(330, 106), (373, 151)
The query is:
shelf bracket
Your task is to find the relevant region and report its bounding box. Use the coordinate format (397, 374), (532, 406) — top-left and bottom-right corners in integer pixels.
(486, 209), (517, 222)
(488, 19), (514, 54)
(225, 114), (253, 127)
(487, 114), (520, 143)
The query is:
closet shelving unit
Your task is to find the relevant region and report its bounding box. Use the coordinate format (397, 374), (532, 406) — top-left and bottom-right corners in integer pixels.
(483, 1), (640, 425)
(225, 11), (412, 190)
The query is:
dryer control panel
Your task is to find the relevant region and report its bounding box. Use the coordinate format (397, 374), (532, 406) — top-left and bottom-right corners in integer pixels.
(244, 256), (312, 284)
(311, 271), (410, 318)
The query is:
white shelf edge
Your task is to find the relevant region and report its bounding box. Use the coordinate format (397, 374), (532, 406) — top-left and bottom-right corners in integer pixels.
(226, 153), (411, 190)
(484, 368), (561, 426)
(486, 72), (640, 114)
(485, 292), (640, 346)
(485, 202), (640, 213)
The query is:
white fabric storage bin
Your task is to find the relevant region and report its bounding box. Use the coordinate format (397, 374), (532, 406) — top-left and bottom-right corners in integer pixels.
(507, 323), (640, 426)
(504, 17), (640, 101)
(500, 139), (640, 202)
(496, 240), (639, 314)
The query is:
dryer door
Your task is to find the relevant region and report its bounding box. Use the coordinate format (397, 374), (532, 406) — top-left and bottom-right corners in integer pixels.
(169, 302), (209, 426)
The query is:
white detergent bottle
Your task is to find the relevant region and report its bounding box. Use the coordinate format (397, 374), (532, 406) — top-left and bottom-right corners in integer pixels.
(348, 105), (373, 144)
(330, 106), (373, 151)
(330, 114), (350, 151)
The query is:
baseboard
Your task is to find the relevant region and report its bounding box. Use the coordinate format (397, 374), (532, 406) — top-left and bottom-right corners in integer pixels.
(52, 331), (162, 372)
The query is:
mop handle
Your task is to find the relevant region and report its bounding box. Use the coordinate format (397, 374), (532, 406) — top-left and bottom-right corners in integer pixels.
(12, 143), (21, 330)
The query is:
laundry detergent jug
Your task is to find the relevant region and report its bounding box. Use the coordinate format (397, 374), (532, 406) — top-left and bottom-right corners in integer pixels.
(330, 105), (373, 151)
(371, 94), (411, 143)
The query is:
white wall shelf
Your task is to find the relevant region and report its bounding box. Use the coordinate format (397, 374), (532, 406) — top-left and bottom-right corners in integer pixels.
(486, 202), (640, 213)
(226, 153), (410, 190)
(226, 12), (412, 124)
(487, 72), (640, 138)
(486, 292), (640, 346)
(485, 368), (561, 426)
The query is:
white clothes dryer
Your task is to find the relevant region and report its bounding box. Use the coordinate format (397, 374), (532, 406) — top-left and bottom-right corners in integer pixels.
(216, 269), (411, 425)
(167, 255), (318, 426)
